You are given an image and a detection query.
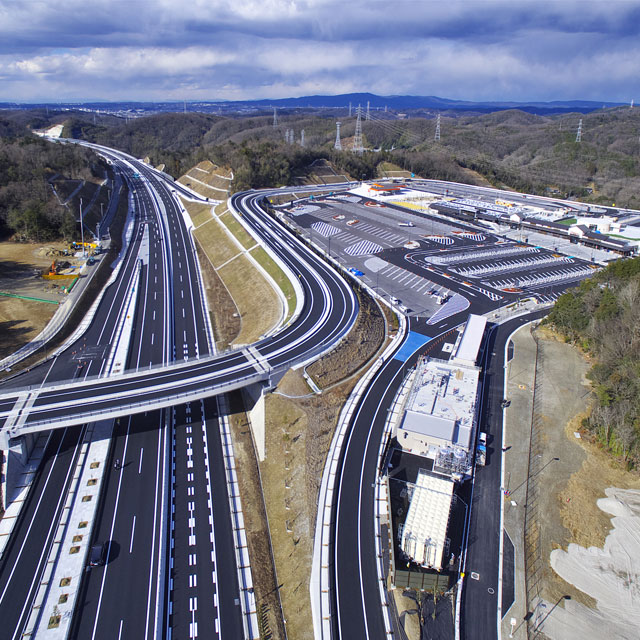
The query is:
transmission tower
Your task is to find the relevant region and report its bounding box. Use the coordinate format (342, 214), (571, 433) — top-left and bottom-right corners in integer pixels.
(352, 106), (363, 154)
(273, 107), (278, 128)
(334, 122), (342, 150)
(576, 118), (582, 143)
(434, 114), (441, 141)
(349, 102), (352, 117)
(366, 101), (371, 121)
(631, 99), (634, 109)
(300, 129), (305, 147)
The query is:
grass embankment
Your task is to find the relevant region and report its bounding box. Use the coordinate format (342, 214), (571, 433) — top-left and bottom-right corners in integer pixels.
(177, 160), (231, 200)
(180, 165), (296, 346)
(226, 287), (389, 640)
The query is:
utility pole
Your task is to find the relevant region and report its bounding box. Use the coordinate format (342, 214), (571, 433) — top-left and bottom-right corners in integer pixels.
(435, 113), (441, 141)
(334, 122), (342, 150)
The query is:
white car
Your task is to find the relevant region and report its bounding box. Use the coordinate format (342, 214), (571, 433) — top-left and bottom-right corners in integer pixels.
(390, 296), (400, 304)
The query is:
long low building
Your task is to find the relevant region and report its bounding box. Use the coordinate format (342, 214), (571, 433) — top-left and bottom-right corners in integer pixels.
(400, 470), (454, 571)
(393, 315), (485, 571)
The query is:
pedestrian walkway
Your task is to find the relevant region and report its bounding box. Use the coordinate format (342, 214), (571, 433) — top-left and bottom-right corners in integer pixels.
(393, 331), (431, 361)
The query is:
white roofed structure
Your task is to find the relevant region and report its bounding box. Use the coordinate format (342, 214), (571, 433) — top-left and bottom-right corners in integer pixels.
(400, 470), (454, 571)
(451, 314), (486, 367)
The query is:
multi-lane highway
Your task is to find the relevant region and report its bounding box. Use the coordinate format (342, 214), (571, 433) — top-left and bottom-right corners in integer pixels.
(0, 145), (611, 640)
(0, 143), (360, 639)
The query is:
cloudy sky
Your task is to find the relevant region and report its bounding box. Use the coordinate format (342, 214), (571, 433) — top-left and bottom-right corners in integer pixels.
(1, 0), (639, 103)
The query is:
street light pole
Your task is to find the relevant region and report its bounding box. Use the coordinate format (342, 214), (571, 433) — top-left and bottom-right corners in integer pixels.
(532, 595), (571, 634)
(79, 197), (85, 258)
(505, 457), (560, 500)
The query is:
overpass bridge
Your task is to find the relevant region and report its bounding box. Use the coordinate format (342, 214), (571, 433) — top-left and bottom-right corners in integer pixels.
(0, 185), (358, 453)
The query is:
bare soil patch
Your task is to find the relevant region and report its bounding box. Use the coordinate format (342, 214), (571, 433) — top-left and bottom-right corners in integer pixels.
(193, 241), (240, 349)
(519, 326), (640, 614)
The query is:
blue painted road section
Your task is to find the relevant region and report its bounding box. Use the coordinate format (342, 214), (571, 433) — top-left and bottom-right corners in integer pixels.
(393, 331), (431, 361)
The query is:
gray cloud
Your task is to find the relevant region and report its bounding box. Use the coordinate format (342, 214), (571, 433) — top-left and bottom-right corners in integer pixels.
(1, 0), (639, 102)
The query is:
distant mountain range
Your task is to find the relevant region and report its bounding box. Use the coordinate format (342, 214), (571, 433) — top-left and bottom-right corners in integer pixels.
(0, 93), (626, 116)
(235, 92), (625, 115)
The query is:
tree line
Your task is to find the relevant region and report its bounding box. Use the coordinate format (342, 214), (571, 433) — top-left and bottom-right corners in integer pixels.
(0, 133), (105, 241)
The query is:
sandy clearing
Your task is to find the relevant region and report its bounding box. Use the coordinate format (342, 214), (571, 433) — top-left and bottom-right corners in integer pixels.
(542, 487), (640, 640)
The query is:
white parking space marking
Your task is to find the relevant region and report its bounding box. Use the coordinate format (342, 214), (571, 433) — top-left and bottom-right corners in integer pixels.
(344, 240), (383, 256)
(311, 221), (341, 237)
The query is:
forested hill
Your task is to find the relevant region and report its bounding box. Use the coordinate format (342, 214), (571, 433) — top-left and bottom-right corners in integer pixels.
(545, 257), (640, 468)
(62, 106), (640, 207)
(0, 114), (106, 240)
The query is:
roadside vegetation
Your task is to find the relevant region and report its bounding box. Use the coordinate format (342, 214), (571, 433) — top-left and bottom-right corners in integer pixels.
(0, 133), (107, 242)
(544, 256), (640, 468)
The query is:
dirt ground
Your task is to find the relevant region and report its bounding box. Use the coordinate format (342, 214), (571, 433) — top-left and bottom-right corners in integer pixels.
(503, 324), (640, 639)
(0, 241), (80, 360)
(531, 327), (640, 608)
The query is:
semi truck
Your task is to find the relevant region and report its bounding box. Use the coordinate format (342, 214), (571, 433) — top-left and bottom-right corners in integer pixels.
(476, 432), (487, 466)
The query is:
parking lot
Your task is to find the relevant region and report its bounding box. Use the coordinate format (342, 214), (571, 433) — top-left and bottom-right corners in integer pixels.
(278, 188), (599, 323)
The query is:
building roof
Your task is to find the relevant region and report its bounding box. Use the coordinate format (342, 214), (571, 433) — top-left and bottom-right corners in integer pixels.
(451, 314), (486, 367)
(401, 411), (456, 442)
(402, 359), (479, 452)
(401, 470), (454, 570)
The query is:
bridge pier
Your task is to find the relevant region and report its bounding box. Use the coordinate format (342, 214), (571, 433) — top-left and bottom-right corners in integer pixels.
(1, 432), (38, 511)
(241, 383), (267, 461)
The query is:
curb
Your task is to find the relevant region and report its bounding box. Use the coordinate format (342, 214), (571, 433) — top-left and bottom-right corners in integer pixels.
(310, 310), (408, 640)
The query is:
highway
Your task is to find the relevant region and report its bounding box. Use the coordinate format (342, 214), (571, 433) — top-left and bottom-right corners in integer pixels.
(0, 155), (153, 638)
(0, 143), (359, 639)
(0, 150), (596, 640)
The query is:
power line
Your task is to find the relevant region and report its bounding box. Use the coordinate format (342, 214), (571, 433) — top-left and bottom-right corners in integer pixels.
(352, 106), (363, 154)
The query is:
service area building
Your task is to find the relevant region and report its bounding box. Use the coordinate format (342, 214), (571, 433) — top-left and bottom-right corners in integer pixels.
(395, 315), (485, 571)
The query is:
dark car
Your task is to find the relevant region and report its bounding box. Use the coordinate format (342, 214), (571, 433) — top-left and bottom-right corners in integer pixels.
(89, 542), (108, 567)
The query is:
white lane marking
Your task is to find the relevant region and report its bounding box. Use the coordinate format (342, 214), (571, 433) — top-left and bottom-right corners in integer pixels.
(118, 620), (124, 640)
(153, 310), (156, 321)
(2, 431), (76, 635)
(151, 333), (154, 345)
(91, 418), (133, 640)
(130, 516), (137, 553)
(139, 448), (144, 474)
